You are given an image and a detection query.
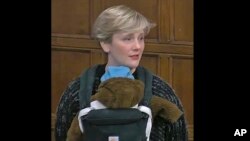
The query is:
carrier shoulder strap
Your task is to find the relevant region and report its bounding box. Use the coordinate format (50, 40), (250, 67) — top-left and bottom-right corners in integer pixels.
(79, 65), (153, 109)
(136, 66), (153, 107)
(79, 65), (98, 109)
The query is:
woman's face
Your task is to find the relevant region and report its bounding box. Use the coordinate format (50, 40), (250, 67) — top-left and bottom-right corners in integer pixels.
(101, 30), (145, 70)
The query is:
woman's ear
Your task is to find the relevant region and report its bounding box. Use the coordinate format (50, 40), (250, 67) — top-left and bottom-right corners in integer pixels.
(100, 42), (110, 53)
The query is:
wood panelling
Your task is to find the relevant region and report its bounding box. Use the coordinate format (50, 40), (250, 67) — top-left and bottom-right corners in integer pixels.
(51, 113), (56, 141)
(52, 35), (193, 55)
(171, 0), (193, 44)
(51, 49), (91, 113)
(140, 54), (159, 74)
(91, 50), (107, 65)
(52, 0), (193, 43)
(159, 55), (170, 83)
(52, 0), (90, 35)
(188, 124), (194, 141)
(159, 0), (170, 43)
(90, 0), (105, 29)
(172, 56), (193, 125)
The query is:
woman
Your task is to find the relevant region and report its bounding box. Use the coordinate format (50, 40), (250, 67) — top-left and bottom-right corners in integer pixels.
(55, 5), (188, 141)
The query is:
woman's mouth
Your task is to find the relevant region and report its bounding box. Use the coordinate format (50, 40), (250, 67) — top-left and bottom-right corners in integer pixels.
(130, 55), (139, 60)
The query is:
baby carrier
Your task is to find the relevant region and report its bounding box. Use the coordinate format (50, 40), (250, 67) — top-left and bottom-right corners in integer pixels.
(78, 65), (153, 141)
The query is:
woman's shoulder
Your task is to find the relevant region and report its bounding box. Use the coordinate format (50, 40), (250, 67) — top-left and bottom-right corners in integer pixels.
(151, 75), (173, 93)
(151, 75), (183, 109)
(67, 64), (105, 88)
(66, 77), (81, 92)
(64, 64), (105, 96)
(57, 77), (81, 106)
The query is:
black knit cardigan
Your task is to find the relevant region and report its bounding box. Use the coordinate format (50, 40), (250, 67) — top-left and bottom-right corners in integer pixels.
(55, 64), (188, 141)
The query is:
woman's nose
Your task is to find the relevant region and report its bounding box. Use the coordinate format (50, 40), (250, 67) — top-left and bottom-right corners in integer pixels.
(133, 40), (141, 50)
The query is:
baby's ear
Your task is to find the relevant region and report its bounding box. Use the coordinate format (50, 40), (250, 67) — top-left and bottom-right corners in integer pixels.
(131, 80), (144, 104)
(134, 80), (144, 96)
(91, 87), (115, 107)
(66, 113), (84, 141)
(150, 96), (183, 123)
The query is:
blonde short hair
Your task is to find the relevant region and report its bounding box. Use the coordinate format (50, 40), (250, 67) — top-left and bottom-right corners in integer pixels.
(92, 5), (156, 43)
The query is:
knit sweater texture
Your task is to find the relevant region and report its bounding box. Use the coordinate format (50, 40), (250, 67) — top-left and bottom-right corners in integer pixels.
(55, 64), (188, 141)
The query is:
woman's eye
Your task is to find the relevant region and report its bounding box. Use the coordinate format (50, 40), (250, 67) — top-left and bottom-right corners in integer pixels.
(140, 37), (144, 40)
(124, 38), (131, 41)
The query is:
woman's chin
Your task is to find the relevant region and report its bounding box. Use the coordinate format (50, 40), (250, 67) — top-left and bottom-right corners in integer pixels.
(127, 63), (139, 69)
